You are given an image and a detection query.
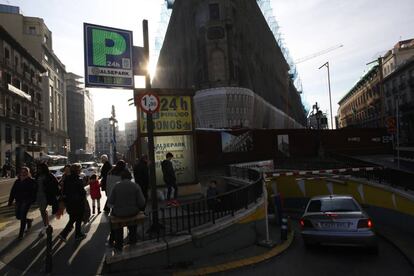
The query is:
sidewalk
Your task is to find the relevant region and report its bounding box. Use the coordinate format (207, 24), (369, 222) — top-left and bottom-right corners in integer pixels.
(0, 194), (293, 275)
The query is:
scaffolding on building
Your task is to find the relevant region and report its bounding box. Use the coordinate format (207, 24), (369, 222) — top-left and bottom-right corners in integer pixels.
(154, 0), (305, 100)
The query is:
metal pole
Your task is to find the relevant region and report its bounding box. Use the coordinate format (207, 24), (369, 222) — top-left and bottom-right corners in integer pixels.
(143, 20), (161, 233)
(326, 62), (334, 130)
(396, 94), (400, 169)
(319, 62), (334, 129)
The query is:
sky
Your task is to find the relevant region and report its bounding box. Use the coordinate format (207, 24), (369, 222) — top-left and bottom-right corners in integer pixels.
(2, 0), (414, 129)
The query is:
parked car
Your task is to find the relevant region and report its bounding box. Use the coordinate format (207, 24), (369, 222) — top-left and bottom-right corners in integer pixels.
(80, 162), (99, 181)
(49, 166), (65, 181)
(300, 195), (378, 252)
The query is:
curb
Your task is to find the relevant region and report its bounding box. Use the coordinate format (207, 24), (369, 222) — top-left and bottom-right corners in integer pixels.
(375, 229), (414, 268)
(173, 230), (295, 276)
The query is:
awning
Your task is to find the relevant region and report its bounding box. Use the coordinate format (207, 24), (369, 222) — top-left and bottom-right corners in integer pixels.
(8, 84), (32, 101)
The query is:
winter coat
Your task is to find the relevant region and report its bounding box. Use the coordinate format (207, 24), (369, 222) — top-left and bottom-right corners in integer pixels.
(108, 179), (145, 217)
(62, 174), (86, 216)
(8, 177), (36, 205)
(133, 160), (149, 189)
(99, 161), (112, 191)
(89, 180), (101, 199)
(161, 159), (176, 184)
(35, 173), (60, 205)
(106, 173), (122, 203)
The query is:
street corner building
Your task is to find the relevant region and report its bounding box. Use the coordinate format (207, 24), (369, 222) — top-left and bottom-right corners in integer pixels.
(153, 0), (307, 129)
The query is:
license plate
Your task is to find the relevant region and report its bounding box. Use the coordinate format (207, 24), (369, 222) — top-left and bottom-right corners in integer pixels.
(320, 222), (350, 229)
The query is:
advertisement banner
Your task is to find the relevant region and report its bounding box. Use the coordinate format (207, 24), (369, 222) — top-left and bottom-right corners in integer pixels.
(140, 95), (193, 133)
(141, 135), (195, 186)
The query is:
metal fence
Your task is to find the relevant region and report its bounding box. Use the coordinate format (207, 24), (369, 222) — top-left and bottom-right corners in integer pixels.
(139, 166), (263, 241)
(349, 168), (414, 191)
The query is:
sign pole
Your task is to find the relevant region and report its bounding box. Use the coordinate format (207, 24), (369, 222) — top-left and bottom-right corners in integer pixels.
(143, 20), (161, 233)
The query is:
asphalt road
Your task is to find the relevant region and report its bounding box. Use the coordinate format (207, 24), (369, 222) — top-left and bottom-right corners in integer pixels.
(223, 221), (414, 276)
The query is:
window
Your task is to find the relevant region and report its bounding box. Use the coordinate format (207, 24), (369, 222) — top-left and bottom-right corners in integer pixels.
(4, 47), (10, 59)
(24, 129), (29, 144)
(5, 124), (12, 143)
(15, 127), (21, 144)
(209, 3), (220, 20)
(43, 35), (48, 44)
(28, 26), (36, 34)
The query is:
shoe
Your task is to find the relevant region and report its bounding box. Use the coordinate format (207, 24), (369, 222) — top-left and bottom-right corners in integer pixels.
(38, 226), (47, 237)
(58, 234), (67, 242)
(26, 219), (33, 231)
(75, 233), (86, 241)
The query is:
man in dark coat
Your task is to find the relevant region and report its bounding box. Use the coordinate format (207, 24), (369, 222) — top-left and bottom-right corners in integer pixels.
(161, 152), (178, 205)
(58, 164), (87, 241)
(133, 155), (149, 204)
(99, 154), (112, 212)
(8, 167), (36, 239)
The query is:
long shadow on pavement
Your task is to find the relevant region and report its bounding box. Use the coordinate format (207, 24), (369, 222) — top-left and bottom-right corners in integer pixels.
(0, 214), (110, 276)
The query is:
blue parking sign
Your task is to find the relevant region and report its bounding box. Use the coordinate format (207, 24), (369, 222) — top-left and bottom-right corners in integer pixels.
(84, 23), (134, 88)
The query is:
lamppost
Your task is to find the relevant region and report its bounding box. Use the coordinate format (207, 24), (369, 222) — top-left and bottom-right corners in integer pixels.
(109, 105), (118, 164)
(319, 61), (334, 129)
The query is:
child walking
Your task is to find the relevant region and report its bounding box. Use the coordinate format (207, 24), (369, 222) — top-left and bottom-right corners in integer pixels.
(89, 174), (101, 214)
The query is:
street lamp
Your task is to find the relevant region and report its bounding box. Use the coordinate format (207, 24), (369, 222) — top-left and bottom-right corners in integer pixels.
(109, 105), (118, 164)
(319, 61), (334, 129)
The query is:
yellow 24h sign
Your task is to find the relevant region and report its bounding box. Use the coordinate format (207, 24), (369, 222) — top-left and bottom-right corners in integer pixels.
(140, 95), (193, 133)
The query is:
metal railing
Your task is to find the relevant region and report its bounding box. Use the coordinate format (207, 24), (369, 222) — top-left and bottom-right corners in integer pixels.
(349, 168), (414, 191)
(140, 166), (263, 241)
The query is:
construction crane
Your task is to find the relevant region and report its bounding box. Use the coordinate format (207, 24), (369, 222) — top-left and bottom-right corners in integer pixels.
(295, 44), (344, 64)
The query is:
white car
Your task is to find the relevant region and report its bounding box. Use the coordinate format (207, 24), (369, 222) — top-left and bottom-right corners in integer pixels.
(80, 162), (99, 179)
(49, 166), (65, 181)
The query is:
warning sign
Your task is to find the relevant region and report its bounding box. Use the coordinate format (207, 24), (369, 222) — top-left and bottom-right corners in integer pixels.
(140, 95), (192, 133)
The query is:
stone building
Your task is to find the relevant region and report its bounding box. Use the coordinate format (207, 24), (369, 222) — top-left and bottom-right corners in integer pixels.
(65, 73), (95, 161)
(0, 4), (68, 155)
(337, 65), (383, 128)
(153, 0), (306, 129)
(0, 26), (46, 168)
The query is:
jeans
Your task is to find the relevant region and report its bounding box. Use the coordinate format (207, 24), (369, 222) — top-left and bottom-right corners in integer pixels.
(59, 213), (82, 238)
(15, 201), (31, 236)
(113, 225), (137, 250)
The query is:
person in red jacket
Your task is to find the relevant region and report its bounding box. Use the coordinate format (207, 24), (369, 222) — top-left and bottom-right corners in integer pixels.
(89, 174), (101, 214)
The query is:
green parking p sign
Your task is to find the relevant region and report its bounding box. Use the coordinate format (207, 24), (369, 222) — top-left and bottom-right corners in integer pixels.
(84, 23), (134, 88)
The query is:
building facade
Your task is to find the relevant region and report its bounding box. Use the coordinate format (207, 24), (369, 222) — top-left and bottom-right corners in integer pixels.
(95, 118), (120, 162)
(0, 4), (68, 155)
(383, 58), (414, 145)
(338, 38), (414, 138)
(125, 121), (137, 150)
(0, 26), (46, 168)
(337, 65), (383, 128)
(153, 0), (306, 129)
(65, 72), (95, 161)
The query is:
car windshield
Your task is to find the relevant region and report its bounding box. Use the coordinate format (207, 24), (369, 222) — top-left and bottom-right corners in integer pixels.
(307, 198), (360, 213)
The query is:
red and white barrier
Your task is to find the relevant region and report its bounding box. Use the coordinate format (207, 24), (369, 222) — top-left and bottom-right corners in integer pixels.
(265, 167), (381, 178)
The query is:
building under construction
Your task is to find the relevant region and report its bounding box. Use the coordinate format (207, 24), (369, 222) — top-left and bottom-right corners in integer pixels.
(153, 0), (307, 129)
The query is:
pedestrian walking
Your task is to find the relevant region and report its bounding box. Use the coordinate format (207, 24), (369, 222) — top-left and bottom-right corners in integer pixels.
(106, 160), (127, 201)
(108, 170), (145, 251)
(8, 167), (36, 239)
(161, 152), (178, 206)
(105, 160), (127, 245)
(133, 155), (149, 204)
(35, 163), (60, 236)
(99, 154), (112, 213)
(58, 164), (87, 242)
(206, 180), (220, 212)
(89, 174), (101, 214)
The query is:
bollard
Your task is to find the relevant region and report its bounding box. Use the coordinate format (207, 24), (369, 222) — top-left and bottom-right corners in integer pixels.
(45, 225), (53, 273)
(281, 216), (288, 241)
